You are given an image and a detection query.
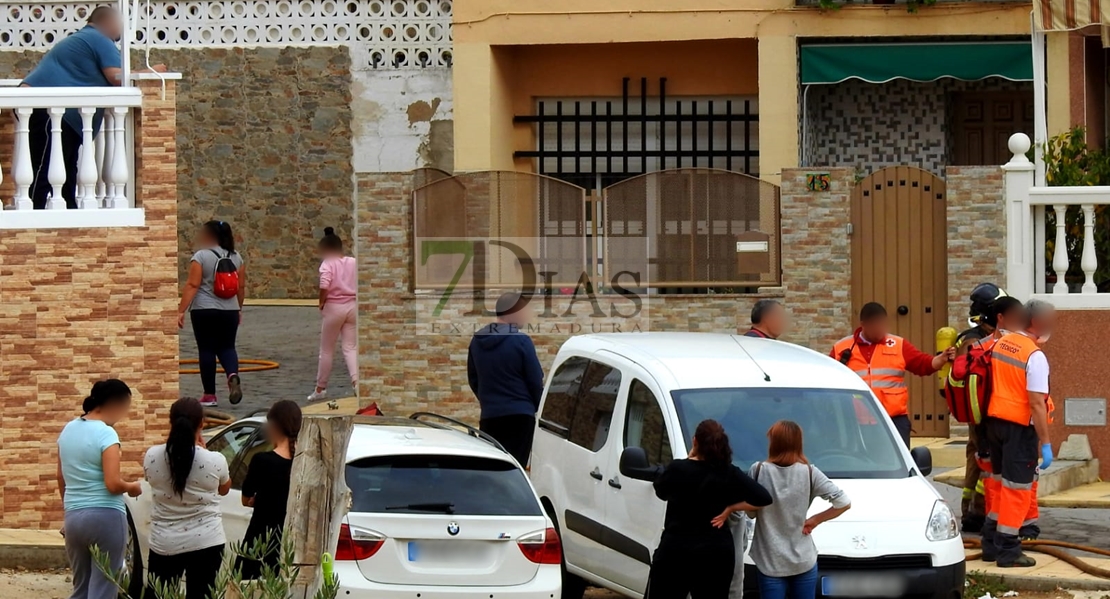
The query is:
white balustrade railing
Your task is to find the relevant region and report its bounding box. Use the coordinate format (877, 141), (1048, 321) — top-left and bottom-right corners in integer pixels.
(1004, 132), (1110, 308)
(0, 85), (143, 228)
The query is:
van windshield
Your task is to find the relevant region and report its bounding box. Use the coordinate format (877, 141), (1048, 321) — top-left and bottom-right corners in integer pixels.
(670, 387), (909, 479)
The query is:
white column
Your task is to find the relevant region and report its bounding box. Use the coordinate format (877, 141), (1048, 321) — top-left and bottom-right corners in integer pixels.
(1051, 204), (1069, 294)
(109, 106), (129, 209)
(47, 107), (67, 210)
(100, 110), (115, 207)
(13, 108), (33, 210)
(77, 107), (99, 209)
(1081, 203), (1098, 294)
(1002, 133), (1036, 301)
(94, 121), (106, 205)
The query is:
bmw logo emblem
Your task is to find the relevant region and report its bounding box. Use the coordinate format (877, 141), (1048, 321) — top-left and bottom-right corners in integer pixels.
(447, 522), (460, 536)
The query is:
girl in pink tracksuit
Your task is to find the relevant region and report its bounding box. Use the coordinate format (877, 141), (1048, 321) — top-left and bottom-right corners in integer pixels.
(308, 227), (357, 401)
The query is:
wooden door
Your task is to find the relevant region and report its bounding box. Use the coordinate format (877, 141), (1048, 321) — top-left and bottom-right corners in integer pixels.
(950, 91), (1035, 167)
(851, 166), (949, 438)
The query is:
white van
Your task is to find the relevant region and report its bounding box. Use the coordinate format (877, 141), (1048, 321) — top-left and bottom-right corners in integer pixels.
(530, 332), (964, 599)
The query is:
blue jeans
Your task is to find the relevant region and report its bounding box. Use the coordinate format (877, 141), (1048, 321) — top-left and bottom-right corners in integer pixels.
(757, 564), (819, 599)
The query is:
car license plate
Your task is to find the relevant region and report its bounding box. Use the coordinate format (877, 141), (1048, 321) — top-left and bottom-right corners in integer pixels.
(407, 541), (468, 564)
(821, 574), (906, 597)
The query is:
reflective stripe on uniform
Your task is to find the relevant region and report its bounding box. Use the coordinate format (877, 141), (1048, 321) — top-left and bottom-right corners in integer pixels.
(1002, 479), (1034, 491)
(998, 524), (1020, 535)
(962, 488), (973, 499)
(870, 380), (908, 389)
(969, 375), (983, 423)
(1022, 518), (1038, 527)
(975, 480), (985, 494)
(992, 352), (1028, 370)
(853, 370), (869, 377)
(871, 368), (906, 377)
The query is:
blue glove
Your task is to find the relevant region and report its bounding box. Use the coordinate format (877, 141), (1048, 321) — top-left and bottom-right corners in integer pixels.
(1040, 443), (1053, 470)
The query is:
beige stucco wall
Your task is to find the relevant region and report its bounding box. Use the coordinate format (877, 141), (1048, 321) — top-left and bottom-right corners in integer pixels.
(452, 1), (1035, 182)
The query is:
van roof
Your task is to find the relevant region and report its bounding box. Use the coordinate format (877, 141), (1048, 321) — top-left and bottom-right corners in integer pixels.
(557, 332), (870, 391)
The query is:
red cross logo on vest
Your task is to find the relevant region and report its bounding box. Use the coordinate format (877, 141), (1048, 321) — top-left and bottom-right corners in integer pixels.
(885, 338), (897, 347)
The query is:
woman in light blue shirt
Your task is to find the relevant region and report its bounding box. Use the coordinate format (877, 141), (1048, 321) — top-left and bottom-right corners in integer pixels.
(56, 379), (143, 599)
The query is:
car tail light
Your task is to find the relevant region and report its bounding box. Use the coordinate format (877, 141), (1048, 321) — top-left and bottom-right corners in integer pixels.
(335, 524), (384, 561)
(518, 527), (562, 565)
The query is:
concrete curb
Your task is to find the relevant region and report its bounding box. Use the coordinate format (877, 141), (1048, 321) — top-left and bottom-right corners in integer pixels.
(974, 569), (1110, 592)
(0, 543), (68, 570)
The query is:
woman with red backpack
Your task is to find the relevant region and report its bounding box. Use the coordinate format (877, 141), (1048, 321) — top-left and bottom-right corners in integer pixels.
(178, 220), (246, 407)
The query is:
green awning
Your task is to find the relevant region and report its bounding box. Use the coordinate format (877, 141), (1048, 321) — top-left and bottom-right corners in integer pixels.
(800, 42), (1034, 85)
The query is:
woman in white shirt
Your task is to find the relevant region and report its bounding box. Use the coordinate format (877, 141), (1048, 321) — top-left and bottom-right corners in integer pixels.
(143, 397), (232, 599)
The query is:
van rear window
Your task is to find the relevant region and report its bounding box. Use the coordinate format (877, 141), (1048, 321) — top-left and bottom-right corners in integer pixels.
(346, 455), (543, 516)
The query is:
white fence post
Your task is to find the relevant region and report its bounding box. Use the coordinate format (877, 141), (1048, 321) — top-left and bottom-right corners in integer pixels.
(1003, 133), (1036, 301)
(77, 107), (98, 209)
(1051, 205), (1069, 293)
(47, 106), (67, 210)
(13, 108), (33, 210)
(1081, 204), (1098, 294)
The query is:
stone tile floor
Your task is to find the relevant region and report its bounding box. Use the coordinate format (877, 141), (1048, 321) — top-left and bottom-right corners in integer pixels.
(179, 305), (356, 418)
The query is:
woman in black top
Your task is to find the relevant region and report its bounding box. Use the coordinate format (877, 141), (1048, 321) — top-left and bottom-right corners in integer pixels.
(237, 400), (302, 578)
(649, 419), (772, 599)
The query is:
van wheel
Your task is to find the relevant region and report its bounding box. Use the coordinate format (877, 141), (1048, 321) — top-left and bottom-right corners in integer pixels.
(124, 508), (144, 599)
(562, 566), (587, 599)
(542, 499), (586, 599)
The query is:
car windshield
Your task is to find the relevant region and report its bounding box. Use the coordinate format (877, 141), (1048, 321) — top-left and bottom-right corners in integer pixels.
(346, 454), (543, 516)
(670, 387), (909, 479)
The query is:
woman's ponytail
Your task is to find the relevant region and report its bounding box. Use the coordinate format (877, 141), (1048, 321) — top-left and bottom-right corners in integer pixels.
(203, 220), (236, 255)
(166, 398), (204, 496)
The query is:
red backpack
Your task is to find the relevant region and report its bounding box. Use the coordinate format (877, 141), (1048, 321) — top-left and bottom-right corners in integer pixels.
(944, 336), (997, 424)
(211, 249), (240, 299)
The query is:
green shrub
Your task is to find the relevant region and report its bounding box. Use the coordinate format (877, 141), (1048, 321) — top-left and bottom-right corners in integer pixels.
(92, 531), (340, 599)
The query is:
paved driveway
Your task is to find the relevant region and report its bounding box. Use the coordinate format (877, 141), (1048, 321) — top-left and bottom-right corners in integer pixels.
(179, 305), (355, 417)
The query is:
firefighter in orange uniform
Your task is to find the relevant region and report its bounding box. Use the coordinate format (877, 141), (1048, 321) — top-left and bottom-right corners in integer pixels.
(832, 302), (955, 447)
(981, 300), (1056, 568)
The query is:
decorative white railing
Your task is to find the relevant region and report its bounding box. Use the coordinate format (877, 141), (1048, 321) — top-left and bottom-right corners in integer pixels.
(1004, 132), (1110, 308)
(0, 0), (453, 69)
(0, 85), (143, 228)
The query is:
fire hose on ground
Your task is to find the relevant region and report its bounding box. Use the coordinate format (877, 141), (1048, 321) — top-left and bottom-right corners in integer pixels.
(964, 537), (1110, 579)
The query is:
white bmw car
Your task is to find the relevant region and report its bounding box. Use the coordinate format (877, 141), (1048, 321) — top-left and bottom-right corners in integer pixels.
(124, 413), (562, 598)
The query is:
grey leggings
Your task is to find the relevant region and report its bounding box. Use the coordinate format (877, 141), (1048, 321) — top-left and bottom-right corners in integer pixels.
(65, 507), (127, 599)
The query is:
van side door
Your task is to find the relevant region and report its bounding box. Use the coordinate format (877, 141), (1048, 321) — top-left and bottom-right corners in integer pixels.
(604, 369), (675, 594)
(533, 355), (622, 582)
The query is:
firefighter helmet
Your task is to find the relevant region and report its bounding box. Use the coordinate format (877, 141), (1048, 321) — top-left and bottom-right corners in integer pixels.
(969, 282), (1008, 325)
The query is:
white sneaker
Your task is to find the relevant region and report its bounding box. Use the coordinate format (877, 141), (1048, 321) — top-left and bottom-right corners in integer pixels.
(307, 389), (328, 402)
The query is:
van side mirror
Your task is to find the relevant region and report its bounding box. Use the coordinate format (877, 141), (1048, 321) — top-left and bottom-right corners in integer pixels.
(910, 446), (933, 477)
(620, 447), (661, 482)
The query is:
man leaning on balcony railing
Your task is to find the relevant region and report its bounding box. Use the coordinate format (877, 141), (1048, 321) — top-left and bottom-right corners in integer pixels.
(18, 6), (162, 210)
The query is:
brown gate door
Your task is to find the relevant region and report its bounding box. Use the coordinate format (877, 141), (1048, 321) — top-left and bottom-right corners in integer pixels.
(850, 166), (949, 438)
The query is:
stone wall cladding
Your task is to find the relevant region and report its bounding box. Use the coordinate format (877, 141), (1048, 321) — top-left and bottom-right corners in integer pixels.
(355, 172), (784, 420)
(779, 168), (855, 352)
(0, 80), (179, 528)
(149, 46), (355, 299)
(0, 48), (355, 299)
(944, 166), (1006, 328)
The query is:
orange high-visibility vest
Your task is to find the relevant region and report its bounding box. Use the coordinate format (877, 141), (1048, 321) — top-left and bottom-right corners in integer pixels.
(833, 334), (910, 417)
(987, 332), (1041, 425)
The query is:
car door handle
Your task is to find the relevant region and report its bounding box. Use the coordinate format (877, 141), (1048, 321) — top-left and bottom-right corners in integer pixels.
(590, 467), (603, 481)
(608, 477), (622, 490)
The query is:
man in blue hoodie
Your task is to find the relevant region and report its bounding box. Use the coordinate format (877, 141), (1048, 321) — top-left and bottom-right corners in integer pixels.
(468, 291), (545, 466)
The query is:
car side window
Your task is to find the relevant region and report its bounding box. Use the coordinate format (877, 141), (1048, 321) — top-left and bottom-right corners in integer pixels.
(539, 357), (589, 437)
(624, 379), (673, 467)
(229, 430), (275, 490)
(206, 424), (258, 469)
(568, 361), (621, 452)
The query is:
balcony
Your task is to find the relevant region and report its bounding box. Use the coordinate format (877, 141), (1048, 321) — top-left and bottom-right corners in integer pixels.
(1004, 133), (1110, 308)
(0, 84), (144, 228)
